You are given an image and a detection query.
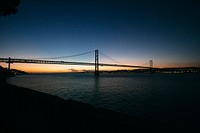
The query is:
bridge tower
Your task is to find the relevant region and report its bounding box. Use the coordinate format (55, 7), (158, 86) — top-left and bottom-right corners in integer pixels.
(7, 57), (11, 70)
(95, 49), (99, 76)
(149, 60), (153, 68)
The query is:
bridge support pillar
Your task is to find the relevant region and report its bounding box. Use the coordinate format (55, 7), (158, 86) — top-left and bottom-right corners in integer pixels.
(95, 49), (99, 76)
(149, 60), (154, 73)
(8, 57), (11, 70)
(149, 60), (153, 68)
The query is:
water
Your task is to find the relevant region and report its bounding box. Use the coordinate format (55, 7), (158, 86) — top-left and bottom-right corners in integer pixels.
(8, 73), (200, 127)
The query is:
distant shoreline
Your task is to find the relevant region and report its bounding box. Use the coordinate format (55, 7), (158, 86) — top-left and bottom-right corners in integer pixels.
(25, 67), (200, 74)
(20, 68), (200, 75)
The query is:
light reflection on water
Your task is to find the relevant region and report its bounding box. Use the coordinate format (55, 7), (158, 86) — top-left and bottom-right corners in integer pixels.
(8, 73), (200, 121)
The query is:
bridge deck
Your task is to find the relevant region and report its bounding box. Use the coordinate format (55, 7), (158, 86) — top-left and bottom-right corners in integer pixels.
(0, 58), (150, 69)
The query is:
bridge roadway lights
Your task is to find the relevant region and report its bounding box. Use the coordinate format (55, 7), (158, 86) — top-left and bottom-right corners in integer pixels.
(95, 49), (99, 76)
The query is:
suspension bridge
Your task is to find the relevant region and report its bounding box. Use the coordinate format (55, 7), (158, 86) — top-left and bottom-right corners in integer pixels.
(0, 49), (153, 75)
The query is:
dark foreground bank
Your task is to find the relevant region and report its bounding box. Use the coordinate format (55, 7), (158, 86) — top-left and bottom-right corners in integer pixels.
(0, 83), (199, 133)
(0, 83), (137, 133)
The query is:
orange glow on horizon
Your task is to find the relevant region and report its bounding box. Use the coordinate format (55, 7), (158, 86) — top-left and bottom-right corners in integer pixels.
(0, 63), (135, 73)
(0, 62), (199, 73)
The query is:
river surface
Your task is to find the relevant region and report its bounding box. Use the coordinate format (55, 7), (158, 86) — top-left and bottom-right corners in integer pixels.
(8, 73), (200, 127)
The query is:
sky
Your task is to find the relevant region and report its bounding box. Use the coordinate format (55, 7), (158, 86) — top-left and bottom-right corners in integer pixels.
(0, 0), (200, 72)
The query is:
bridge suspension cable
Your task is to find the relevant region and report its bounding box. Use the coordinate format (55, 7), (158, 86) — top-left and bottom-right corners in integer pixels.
(37, 50), (94, 60)
(141, 62), (149, 67)
(99, 50), (121, 64)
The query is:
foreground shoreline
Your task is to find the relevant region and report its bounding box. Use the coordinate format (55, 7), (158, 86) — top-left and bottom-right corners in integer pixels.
(0, 83), (139, 133)
(1, 83), (199, 133)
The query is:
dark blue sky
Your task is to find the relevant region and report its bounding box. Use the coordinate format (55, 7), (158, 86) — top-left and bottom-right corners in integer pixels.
(0, 0), (200, 69)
